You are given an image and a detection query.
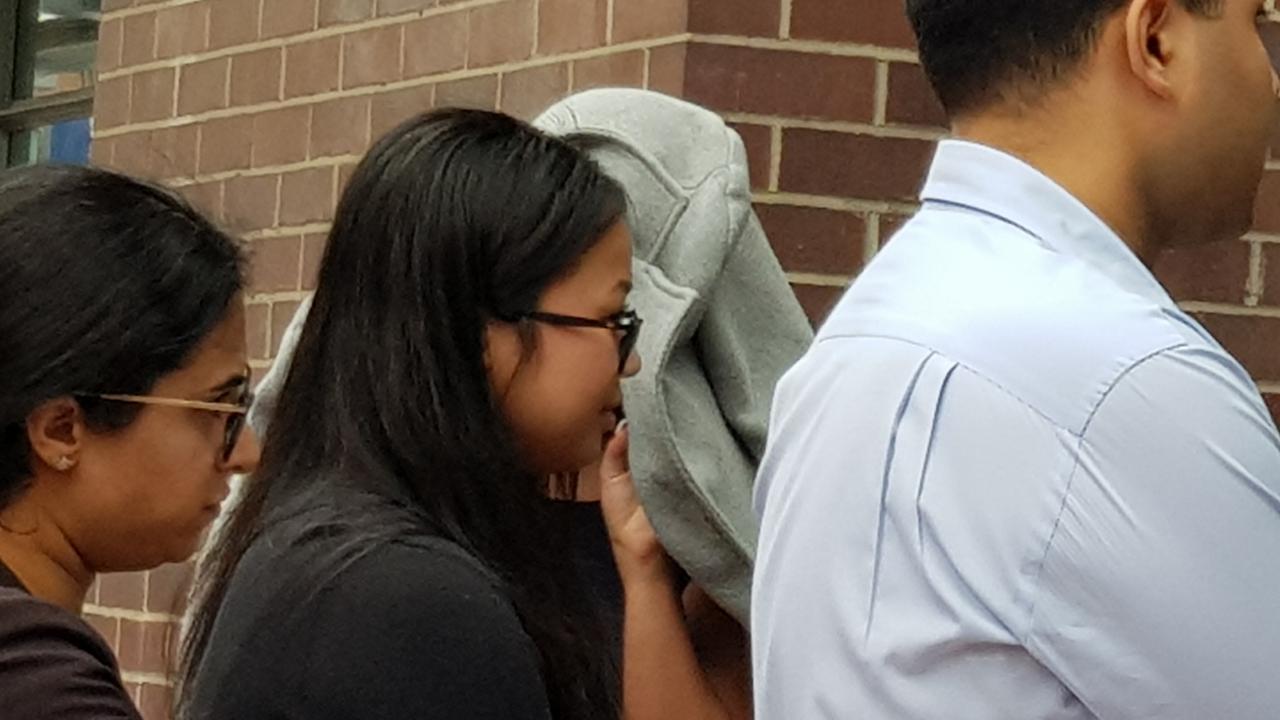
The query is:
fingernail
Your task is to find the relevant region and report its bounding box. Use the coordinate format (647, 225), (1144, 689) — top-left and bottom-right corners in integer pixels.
(615, 419), (629, 434)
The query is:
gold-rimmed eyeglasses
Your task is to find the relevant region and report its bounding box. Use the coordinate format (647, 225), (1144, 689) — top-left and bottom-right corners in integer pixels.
(77, 388), (254, 463)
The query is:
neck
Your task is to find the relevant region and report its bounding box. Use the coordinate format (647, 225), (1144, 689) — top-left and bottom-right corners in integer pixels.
(0, 494), (92, 613)
(953, 105), (1160, 266)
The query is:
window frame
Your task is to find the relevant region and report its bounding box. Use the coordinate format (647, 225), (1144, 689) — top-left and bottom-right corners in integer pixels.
(0, 0), (96, 167)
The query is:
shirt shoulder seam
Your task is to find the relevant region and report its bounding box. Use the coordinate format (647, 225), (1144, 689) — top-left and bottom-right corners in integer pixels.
(1020, 342), (1191, 644)
(816, 332), (1185, 436)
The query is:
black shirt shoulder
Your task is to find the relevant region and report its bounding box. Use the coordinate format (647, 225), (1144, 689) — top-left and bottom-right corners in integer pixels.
(0, 586), (141, 719)
(190, 532), (553, 720)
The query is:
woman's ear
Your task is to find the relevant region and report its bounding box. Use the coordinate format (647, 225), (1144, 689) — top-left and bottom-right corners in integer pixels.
(26, 397), (85, 473)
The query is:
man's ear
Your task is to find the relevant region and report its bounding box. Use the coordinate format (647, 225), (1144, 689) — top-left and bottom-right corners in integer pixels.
(1124, 0), (1181, 100)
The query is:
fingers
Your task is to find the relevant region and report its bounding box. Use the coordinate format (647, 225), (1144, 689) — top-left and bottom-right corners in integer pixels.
(601, 419), (630, 482)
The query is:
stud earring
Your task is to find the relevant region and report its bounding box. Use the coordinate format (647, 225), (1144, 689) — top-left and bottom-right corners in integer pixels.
(54, 456), (75, 471)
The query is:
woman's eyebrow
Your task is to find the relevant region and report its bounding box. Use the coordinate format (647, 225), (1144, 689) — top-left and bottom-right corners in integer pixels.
(204, 370), (250, 398)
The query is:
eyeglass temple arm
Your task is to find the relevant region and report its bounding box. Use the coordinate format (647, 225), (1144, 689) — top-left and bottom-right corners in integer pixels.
(86, 394), (249, 414)
(522, 312), (620, 329)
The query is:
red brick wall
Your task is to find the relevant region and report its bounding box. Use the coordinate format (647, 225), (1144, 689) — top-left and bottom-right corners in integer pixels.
(677, 0), (1280, 408)
(85, 0), (1280, 717)
(91, 0), (685, 716)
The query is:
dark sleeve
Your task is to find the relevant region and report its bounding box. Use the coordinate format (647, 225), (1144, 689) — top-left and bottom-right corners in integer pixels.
(296, 541), (554, 720)
(0, 594), (141, 720)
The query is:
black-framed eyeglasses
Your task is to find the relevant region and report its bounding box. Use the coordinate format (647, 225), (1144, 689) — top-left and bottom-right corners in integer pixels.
(519, 309), (643, 373)
(76, 382), (255, 463)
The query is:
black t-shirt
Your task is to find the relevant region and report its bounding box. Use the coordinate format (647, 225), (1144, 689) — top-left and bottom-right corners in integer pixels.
(186, 516), (555, 720)
(546, 499), (623, 658)
(0, 559), (141, 719)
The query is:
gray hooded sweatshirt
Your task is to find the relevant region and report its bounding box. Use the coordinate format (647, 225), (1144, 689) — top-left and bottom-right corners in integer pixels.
(241, 88), (812, 623)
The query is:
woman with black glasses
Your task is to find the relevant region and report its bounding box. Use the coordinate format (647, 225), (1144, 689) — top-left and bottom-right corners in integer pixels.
(0, 164), (260, 718)
(181, 109), (639, 720)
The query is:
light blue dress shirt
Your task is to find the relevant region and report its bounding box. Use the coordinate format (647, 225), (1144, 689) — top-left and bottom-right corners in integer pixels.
(752, 140), (1280, 719)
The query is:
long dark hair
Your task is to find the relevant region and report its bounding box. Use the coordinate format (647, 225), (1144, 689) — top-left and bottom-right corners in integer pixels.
(181, 109), (628, 719)
(0, 165), (244, 510)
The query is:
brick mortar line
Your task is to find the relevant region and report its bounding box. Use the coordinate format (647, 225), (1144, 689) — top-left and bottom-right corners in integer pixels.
(119, 671), (173, 687)
(248, 290), (315, 303)
(872, 61), (889, 126)
(161, 155), (361, 188)
(242, 222), (334, 240)
(221, 52), (233, 108)
(202, 1), (212, 51)
(531, 0), (541, 56)
(149, 7), (161, 58)
(768, 125), (782, 191)
(82, 604), (177, 623)
(273, 170), (286, 228)
(779, 0), (793, 39)
(103, 0), (204, 20)
(261, 300), (276, 360)
(279, 37), (291, 101)
(1247, 241), (1264, 307)
(864, 211), (881, 261)
(754, 191), (921, 215)
(109, 29), (917, 84)
(295, 219), (308, 289)
(329, 163), (343, 229)
(94, 36), (692, 139)
(606, 0), (615, 45)
(1180, 300), (1280, 318)
(99, 0), (513, 80)
(336, 15), (348, 92)
(1244, 230), (1280, 243)
(688, 34), (919, 63)
(1256, 381), (1280, 394)
(786, 271), (850, 287)
(721, 112), (945, 141)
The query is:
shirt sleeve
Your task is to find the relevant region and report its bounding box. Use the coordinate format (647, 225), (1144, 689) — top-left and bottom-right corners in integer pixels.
(0, 595), (141, 720)
(1027, 344), (1280, 719)
(297, 540), (554, 720)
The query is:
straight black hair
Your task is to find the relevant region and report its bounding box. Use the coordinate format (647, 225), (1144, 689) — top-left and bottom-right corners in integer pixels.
(0, 164), (245, 510)
(182, 109), (628, 719)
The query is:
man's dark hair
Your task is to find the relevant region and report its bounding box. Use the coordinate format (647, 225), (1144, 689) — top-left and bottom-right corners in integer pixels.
(906, 0), (1222, 117)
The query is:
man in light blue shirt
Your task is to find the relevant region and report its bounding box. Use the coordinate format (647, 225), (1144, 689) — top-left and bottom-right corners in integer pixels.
(752, 1), (1280, 718)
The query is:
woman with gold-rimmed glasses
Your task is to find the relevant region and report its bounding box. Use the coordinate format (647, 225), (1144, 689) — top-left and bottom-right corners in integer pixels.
(78, 380), (255, 465)
(0, 164), (259, 719)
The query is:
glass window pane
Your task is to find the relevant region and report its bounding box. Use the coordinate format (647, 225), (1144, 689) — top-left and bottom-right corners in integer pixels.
(19, 0), (101, 99)
(9, 117), (92, 166)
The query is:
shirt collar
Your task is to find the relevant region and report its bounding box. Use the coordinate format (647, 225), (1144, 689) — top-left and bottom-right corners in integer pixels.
(920, 139), (1177, 311)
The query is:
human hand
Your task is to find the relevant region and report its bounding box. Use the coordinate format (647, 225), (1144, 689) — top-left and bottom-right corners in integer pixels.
(599, 421), (671, 585)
